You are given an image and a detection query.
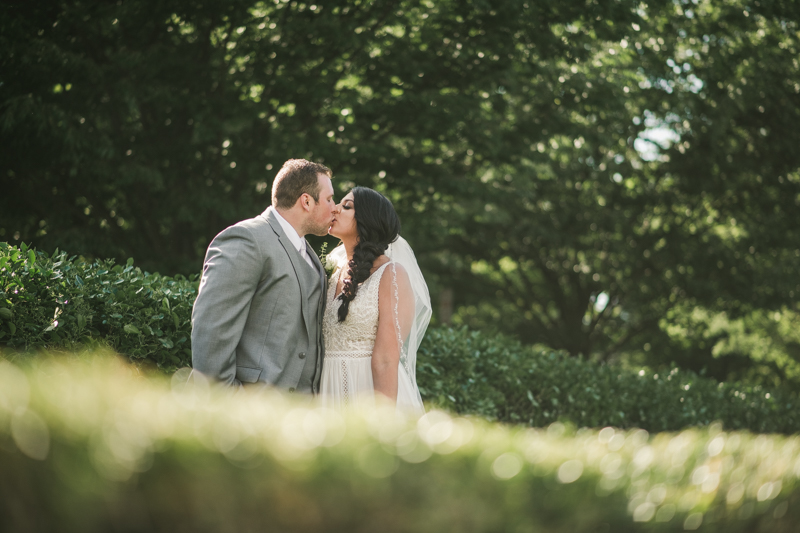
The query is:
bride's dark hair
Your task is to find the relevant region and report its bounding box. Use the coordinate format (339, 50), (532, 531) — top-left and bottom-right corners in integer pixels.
(338, 187), (401, 322)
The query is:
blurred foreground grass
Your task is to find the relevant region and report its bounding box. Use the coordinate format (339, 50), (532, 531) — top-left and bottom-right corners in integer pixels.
(1, 351), (799, 532)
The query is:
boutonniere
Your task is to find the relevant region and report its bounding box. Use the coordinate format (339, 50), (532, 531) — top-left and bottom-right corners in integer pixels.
(318, 242), (337, 278)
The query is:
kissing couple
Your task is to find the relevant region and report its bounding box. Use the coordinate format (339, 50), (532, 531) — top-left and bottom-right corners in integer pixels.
(190, 158), (430, 415)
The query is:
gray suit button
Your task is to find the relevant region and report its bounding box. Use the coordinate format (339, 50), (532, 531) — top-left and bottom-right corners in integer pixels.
(288, 387), (295, 393)
(299, 352), (306, 359)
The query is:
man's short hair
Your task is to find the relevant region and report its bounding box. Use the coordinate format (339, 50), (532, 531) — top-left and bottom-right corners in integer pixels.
(271, 159), (333, 209)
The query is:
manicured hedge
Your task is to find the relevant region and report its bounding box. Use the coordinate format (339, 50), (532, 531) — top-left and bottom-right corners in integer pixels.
(418, 327), (800, 434)
(0, 242), (197, 369)
(1, 356), (799, 533)
(2, 243), (799, 434)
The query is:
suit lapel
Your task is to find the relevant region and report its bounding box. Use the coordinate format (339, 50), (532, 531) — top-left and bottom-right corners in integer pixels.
(305, 240), (328, 317)
(263, 208), (312, 339)
(305, 240), (326, 287)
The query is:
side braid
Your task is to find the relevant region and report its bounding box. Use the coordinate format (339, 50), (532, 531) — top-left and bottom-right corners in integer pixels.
(337, 240), (387, 322)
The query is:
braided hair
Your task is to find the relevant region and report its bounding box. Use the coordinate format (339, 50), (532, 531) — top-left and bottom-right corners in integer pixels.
(337, 187), (401, 322)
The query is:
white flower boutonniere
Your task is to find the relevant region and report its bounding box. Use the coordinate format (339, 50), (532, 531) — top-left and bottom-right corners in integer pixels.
(318, 242), (338, 278)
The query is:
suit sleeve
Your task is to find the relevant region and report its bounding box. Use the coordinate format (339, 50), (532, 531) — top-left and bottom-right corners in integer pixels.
(191, 225), (264, 386)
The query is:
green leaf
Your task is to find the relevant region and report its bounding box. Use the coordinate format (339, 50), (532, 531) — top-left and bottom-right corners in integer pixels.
(123, 324), (141, 335)
(0, 308), (12, 320)
(28, 250), (36, 264)
(527, 390), (540, 407)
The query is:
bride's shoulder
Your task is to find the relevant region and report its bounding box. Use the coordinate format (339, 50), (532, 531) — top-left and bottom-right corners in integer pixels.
(370, 254), (391, 273)
(376, 262), (412, 312)
(372, 255), (407, 276)
(377, 260), (411, 291)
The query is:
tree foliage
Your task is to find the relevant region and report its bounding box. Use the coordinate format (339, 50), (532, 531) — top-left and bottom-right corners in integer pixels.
(2, 0), (799, 384)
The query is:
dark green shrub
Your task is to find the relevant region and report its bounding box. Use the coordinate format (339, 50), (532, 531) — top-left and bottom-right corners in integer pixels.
(3, 243), (799, 434)
(1, 356), (798, 533)
(0, 243), (197, 370)
(417, 327), (800, 434)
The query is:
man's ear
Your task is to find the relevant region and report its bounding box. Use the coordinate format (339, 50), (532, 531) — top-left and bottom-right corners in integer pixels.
(299, 193), (312, 211)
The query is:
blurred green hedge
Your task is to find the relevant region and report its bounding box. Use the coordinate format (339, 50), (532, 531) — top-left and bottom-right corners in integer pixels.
(0, 356), (798, 533)
(2, 243), (799, 434)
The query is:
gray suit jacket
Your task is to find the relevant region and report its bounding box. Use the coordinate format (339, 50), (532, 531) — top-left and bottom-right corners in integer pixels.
(191, 207), (326, 392)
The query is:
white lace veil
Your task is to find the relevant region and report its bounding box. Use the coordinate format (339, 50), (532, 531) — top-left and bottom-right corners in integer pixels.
(385, 236), (431, 411)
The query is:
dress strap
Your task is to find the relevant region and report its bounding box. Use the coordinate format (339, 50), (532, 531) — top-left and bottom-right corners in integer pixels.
(375, 260), (393, 276)
(373, 261), (393, 285)
(365, 261), (392, 301)
(334, 261), (392, 301)
(331, 267), (343, 299)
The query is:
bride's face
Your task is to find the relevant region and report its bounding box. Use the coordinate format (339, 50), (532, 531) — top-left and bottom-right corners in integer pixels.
(329, 191), (357, 240)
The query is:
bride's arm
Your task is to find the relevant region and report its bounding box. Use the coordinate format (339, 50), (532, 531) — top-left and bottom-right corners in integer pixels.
(372, 263), (414, 404)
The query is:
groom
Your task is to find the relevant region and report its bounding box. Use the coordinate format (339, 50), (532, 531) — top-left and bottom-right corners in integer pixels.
(191, 159), (335, 393)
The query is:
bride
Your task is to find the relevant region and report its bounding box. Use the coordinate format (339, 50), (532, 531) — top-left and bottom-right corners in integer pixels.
(319, 187), (430, 415)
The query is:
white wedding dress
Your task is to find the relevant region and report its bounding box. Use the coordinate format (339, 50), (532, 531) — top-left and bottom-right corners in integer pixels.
(320, 242), (428, 416)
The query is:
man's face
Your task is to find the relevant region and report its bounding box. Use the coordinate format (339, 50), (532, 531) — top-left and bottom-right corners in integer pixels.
(303, 174), (336, 236)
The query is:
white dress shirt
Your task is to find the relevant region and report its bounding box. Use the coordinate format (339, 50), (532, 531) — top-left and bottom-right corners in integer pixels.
(273, 209), (316, 270)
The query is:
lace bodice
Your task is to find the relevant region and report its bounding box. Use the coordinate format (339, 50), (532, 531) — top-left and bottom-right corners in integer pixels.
(323, 262), (392, 359)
